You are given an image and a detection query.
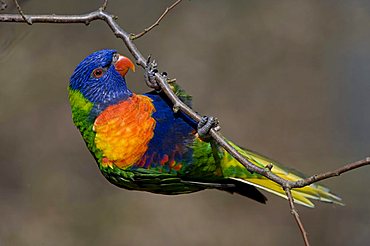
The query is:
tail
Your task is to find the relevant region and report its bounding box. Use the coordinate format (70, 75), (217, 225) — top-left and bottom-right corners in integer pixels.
(221, 142), (343, 208)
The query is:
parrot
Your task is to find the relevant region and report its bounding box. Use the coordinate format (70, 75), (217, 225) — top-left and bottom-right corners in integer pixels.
(68, 49), (343, 208)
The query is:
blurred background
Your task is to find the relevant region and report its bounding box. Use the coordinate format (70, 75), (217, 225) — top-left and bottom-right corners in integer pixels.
(1, 0), (370, 245)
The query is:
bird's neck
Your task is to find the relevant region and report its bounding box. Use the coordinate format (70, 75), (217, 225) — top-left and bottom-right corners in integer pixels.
(68, 88), (100, 156)
(89, 95), (132, 119)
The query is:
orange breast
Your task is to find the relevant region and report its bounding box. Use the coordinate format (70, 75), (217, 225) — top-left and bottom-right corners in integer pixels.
(93, 94), (156, 169)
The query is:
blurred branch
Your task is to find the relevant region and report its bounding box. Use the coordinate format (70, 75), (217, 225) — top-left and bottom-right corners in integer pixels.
(0, 4), (369, 246)
(101, 0), (108, 11)
(13, 0), (31, 24)
(130, 0), (184, 40)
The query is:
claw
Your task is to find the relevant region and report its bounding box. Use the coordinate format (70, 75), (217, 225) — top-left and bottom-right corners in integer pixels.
(197, 116), (220, 141)
(145, 56), (160, 90)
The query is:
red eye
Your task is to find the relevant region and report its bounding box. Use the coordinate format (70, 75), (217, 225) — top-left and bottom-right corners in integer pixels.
(92, 68), (104, 78)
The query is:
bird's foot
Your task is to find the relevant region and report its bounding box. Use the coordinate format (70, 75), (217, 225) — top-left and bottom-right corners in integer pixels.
(145, 56), (160, 90)
(145, 56), (168, 91)
(197, 116), (220, 141)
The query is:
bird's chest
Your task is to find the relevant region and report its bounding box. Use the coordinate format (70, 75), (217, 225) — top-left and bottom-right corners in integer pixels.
(93, 94), (156, 169)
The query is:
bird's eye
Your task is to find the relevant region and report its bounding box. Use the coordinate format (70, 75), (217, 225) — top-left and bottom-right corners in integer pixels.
(92, 68), (104, 78)
(112, 53), (119, 63)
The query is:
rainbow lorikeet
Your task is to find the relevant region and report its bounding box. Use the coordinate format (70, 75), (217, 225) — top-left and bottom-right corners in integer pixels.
(68, 49), (342, 207)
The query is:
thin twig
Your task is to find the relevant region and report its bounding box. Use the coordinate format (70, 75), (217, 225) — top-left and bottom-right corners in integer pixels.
(290, 157), (370, 188)
(285, 188), (310, 246)
(1, 7), (370, 246)
(13, 0), (31, 24)
(101, 0), (108, 11)
(130, 0), (183, 40)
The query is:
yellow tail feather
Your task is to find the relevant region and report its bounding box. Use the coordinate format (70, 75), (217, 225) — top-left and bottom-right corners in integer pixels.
(230, 177), (315, 207)
(222, 142), (343, 208)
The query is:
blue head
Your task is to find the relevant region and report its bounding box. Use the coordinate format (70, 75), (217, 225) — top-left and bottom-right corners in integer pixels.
(70, 49), (135, 110)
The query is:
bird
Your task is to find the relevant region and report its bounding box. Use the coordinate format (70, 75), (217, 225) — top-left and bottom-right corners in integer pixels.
(68, 49), (342, 207)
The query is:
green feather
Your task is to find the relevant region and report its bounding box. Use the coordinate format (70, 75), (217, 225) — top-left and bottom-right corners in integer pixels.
(68, 88), (103, 161)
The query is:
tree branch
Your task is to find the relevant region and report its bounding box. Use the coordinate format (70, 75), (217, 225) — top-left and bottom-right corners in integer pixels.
(130, 0), (184, 40)
(100, 0), (108, 11)
(1, 5), (369, 246)
(13, 0), (31, 24)
(289, 156), (370, 188)
(285, 188), (310, 246)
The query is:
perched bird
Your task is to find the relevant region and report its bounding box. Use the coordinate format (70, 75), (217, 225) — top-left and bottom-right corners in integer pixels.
(69, 49), (342, 207)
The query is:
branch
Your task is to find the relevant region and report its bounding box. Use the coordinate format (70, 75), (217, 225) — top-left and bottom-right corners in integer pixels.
(13, 0), (31, 24)
(130, 0), (184, 40)
(1, 6), (370, 246)
(101, 0), (108, 11)
(289, 156), (370, 188)
(285, 188), (310, 246)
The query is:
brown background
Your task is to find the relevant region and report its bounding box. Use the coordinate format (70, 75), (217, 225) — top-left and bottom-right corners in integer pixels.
(1, 1), (370, 245)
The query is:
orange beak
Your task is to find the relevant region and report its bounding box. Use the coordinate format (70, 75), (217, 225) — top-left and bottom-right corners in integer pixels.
(114, 54), (135, 77)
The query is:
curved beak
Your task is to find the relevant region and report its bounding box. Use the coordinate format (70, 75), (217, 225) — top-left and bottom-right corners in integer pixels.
(114, 54), (135, 77)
